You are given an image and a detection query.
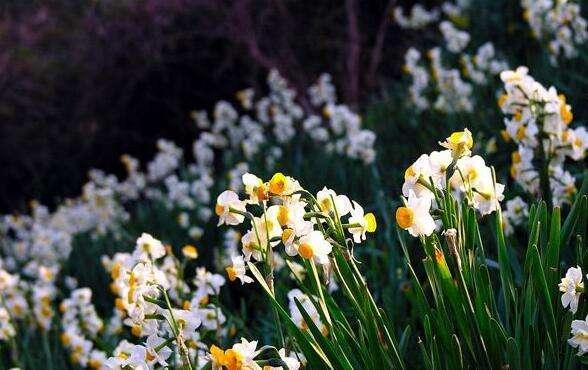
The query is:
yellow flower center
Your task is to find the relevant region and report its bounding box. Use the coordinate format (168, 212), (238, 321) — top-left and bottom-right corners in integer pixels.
(182, 245), (198, 259)
(559, 94), (573, 125)
(115, 298), (125, 311)
(215, 203), (226, 216)
(364, 213), (377, 233)
(396, 207), (414, 229)
(256, 185), (268, 201)
(320, 198), (332, 212)
(404, 165), (416, 180)
(269, 172), (287, 195)
(298, 243), (314, 260)
(131, 324), (142, 337)
(500, 129), (511, 142)
(282, 228), (295, 244)
(60, 333), (71, 346)
(111, 262), (121, 279)
(498, 94), (508, 107)
(225, 266), (237, 282)
(516, 125), (526, 141)
(277, 205), (289, 226)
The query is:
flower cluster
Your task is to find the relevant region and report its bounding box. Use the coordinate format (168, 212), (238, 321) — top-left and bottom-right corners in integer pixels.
(403, 41), (508, 113)
(100, 233), (232, 369)
(393, 4), (440, 29)
(208, 338), (301, 370)
(215, 172), (377, 276)
(501, 196), (529, 236)
(522, 0), (588, 65)
(439, 20), (470, 53)
(192, 70), (376, 168)
(60, 288), (107, 368)
(393, 1), (471, 30)
(397, 128), (505, 237)
(499, 66), (587, 206)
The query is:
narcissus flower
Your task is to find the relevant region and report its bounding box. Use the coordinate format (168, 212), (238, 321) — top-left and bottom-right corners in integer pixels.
(559, 266), (584, 314)
(439, 128), (473, 158)
(347, 201), (377, 243)
(242, 173), (268, 203)
(396, 191), (435, 237)
(215, 190), (246, 226)
(296, 231), (332, 265)
(134, 233), (165, 261)
(316, 187), (352, 216)
(268, 172), (288, 195)
(209, 338), (261, 370)
(226, 255), (253, 285)
(568, 315), (588, 356)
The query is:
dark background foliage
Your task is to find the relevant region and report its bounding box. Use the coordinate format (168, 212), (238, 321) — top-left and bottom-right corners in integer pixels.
(0, 0), (421, 213)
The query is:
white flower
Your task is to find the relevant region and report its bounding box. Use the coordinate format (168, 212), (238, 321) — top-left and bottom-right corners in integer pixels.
(134, 233), (165, 261)
(226, 255), (253, 285)
(215, 190), (246, 226)
(569, 314), (588, 356)
(396, 191), (436, 237)
(193, 267), (225, 296)
(295, 231), (332, 265)
(347, 201), (377, 243)
(402, 154), (435, 199)
(144, 334), (172, 367)
(242, 173), (267, 203)
(559, 266), (584, 313)
(316, 187), (352, 216)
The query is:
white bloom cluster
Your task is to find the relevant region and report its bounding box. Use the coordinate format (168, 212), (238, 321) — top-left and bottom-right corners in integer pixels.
(403, 42), (508, 113)
(499, 66), (587, 205)
(147, 139), (183, 183)
(393, 4), (440, 29)
(522, 0), (588, 64)
(100, 233), (238, 369)
(192, 70), (377, 168)
(60, 288), (108, 369)
(439, 21), (470, 53)
(394, 1), (471, 30)
(429, 48), (473, 113)
(501, 196), (529, 236)
(461, 42), (510, 85)
(398, 129), (505, 237)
